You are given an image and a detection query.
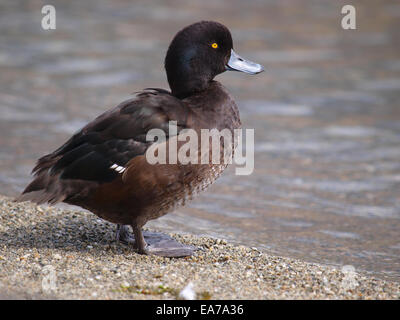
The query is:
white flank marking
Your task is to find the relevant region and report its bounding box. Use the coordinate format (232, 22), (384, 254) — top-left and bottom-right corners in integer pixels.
(110, 164), (126, 174)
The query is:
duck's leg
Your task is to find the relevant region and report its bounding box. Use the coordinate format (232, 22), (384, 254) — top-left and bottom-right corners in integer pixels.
(131, 224), (148, 254)
(115, 224), (135, 244)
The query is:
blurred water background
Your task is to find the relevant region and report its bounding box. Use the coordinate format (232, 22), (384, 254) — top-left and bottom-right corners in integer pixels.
(0, 0), (399, 281)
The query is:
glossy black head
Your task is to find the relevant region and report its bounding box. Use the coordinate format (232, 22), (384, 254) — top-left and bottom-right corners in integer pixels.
(165, 21), (263, 98)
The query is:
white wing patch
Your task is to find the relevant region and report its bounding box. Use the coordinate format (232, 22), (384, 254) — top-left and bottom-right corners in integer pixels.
(110, 163), (126, 173)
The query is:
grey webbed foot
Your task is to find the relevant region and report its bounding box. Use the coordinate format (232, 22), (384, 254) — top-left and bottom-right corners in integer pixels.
(117, 225), (197, 257)
(143, 231), (197, 258)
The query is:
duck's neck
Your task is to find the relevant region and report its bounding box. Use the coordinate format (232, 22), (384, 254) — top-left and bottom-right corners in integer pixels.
(168, 74), (211, 99)
(165, 48), (213, 99)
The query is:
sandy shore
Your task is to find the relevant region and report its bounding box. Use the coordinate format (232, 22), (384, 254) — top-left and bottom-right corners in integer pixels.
(0, 195), (398, 300)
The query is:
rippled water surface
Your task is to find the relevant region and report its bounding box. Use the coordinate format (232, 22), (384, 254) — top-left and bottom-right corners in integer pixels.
(0, 0), (399, 281)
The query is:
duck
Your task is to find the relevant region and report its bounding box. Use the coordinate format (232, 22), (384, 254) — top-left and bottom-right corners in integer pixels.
(17, 21), (264, 257)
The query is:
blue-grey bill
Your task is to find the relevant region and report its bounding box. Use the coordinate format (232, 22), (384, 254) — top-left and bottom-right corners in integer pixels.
(226, 49), (264, 74)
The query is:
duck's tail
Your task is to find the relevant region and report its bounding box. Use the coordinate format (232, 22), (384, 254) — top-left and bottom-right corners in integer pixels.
(15, 154), (65, 205)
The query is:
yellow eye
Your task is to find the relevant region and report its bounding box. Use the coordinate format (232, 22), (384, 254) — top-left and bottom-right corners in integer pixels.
(211, 42), (218, 49)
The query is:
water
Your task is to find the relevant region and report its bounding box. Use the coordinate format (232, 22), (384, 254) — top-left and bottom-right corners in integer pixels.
(0, 0), (399, 281)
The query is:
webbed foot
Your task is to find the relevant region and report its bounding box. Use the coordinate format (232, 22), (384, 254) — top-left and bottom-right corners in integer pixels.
(143, 231), (197, 258)
(117, 224), (197, 257)
(115, 224), (198, 258)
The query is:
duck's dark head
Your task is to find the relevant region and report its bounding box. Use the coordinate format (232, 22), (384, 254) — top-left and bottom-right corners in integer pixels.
(165, 21), (264, 98)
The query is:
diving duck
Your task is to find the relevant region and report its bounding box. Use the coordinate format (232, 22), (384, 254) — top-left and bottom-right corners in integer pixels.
(17, 21), (264, 257)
